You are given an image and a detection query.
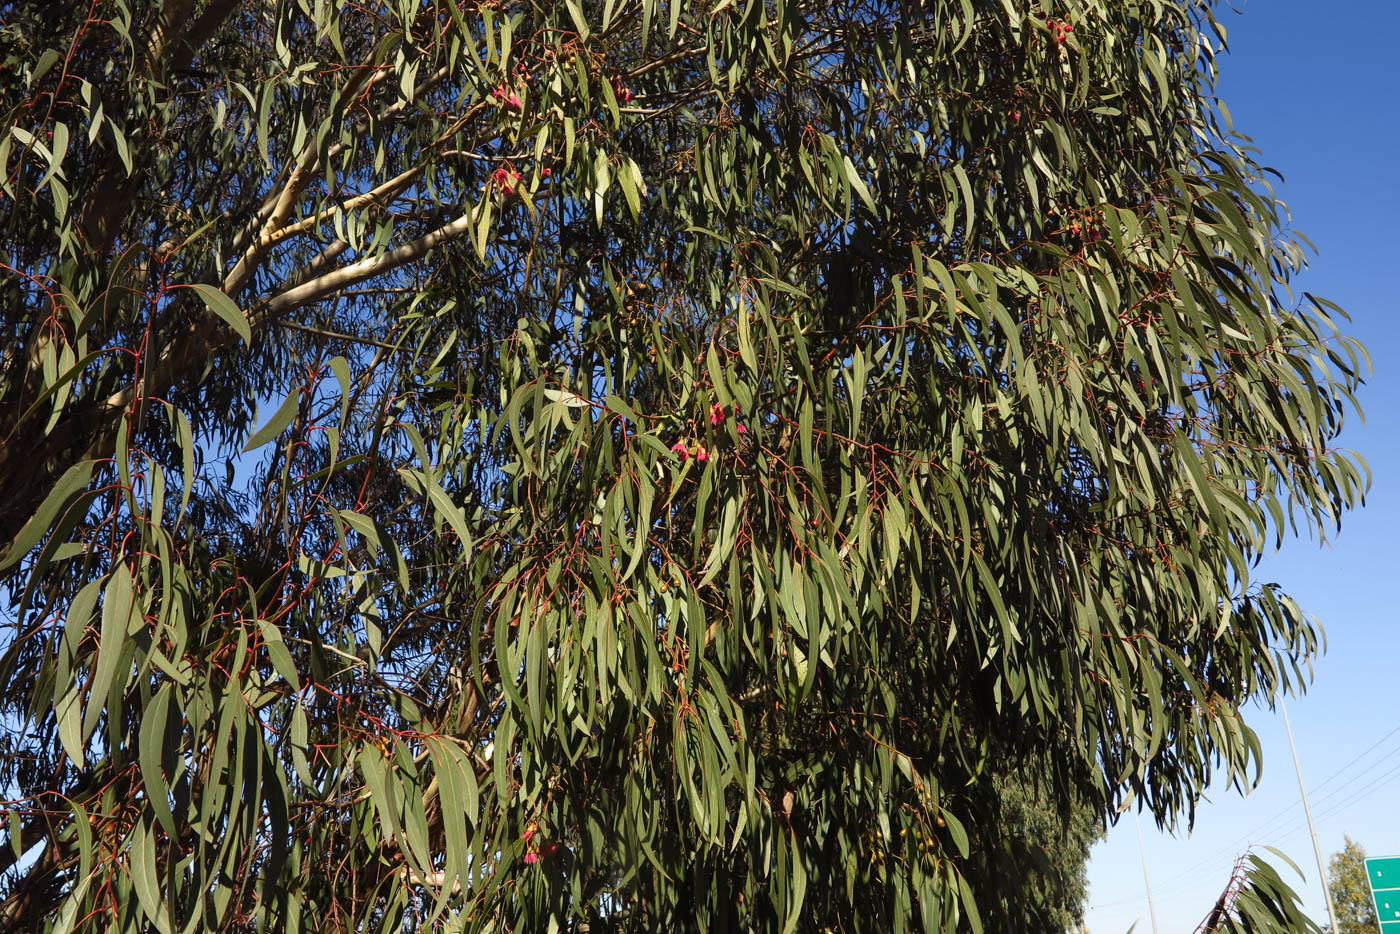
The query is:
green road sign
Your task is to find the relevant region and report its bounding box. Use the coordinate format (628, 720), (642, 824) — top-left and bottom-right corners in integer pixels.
(1366, 856), (1400, 934)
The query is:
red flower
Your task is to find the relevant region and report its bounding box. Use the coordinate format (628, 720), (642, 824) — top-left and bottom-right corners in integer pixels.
(710, 402), (726, 426)
(522, 829), (535, 843)
(523, 852), (539, 865)
(671, 440), (690, 460)
(694, 445), (710, 463)
(735, 422), (747, 435)
(494, 166), (521, 195)
(1011, 111), (1020, 122)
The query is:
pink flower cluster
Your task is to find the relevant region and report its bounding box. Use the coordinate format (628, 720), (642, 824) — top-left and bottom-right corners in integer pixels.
(494, 166), (522, 195)
(1046, 15), (1074, 44)
(671, 401), (750, 465)
(492, 86), (523, 111)
(1066, 216), (1105, 244)
(709, 402), (746, 434)
(521, 827), (557, 865)
(671, 440), (709, 462)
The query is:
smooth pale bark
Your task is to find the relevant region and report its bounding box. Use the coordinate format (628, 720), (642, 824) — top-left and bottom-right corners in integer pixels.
(1, 27), (475, 551)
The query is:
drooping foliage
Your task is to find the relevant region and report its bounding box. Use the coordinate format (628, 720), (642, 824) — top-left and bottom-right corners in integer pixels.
(0, 0), (1367, 931)
(1198, 850), (1326, 934)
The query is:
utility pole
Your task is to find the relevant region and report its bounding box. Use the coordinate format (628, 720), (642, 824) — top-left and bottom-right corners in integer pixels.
(1136, 812), (1163, 934)
(1281, 695), (1341, 934)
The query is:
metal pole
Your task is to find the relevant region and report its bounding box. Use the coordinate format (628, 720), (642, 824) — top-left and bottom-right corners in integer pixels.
(1281, 695), (1341, 934)
(1136, 812), (1163, 934)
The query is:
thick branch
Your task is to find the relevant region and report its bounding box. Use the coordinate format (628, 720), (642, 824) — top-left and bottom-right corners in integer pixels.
(223, 60), (454, 299)
(1, 207), (480, 550)
(166, 0), (243, 74)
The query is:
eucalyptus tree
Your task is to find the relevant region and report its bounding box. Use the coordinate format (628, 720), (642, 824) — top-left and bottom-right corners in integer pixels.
(0, 0), (1366, 931)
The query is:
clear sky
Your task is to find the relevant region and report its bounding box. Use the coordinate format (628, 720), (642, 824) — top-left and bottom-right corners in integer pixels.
(1083, 2), (1400, 931)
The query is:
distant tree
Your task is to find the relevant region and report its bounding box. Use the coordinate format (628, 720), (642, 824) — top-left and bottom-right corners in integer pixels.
(966, 762), (1102, 934)
(1329, 836), (1381, 934)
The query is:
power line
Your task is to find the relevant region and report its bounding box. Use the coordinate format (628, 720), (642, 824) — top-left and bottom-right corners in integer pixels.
(1311, 759), (1400, 826)
(1306, 742), (1400, 811)
(1188, 723), (1400, 865)
(1309, 723), (1400, 794)
(1090, 861), (1235, 909)
(1090, 722), (1400, 914)
(1244, 747), (1400, 849)
(1142, 722), (1400, 893)
(1149, 759), (1400, 908)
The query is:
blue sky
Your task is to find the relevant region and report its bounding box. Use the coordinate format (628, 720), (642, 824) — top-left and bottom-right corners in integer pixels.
(1083, 1), (1400, 931)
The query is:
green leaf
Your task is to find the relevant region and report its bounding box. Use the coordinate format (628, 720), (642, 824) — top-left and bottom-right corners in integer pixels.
(243, 385), (302, 452)
(842, 154), (877, 215)
(83, 565), (135, 744)
(425, 738), (472, 911)
(604, 394), (639, 422)
(55, 684), (85, 771)
(189, 283), (251, 345)
(258, 619), (301, 689)
(399, 468), (473, 552)
(130, 820), (173, 934)
(329, 354), (352, 426)
(139, 683), (178, 836)
(358, 743), (401, 846)
(0, 458), (94, 570)
(30, 49), (61, 85)
(563, 0), (591, 39)
(155, 407), (194, 532)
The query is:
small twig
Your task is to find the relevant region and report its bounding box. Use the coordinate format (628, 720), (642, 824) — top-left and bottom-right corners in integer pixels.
(277, 320), (402, 351)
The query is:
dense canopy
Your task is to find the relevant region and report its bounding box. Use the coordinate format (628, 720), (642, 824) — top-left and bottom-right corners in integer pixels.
(0, 0), (1366, 931)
